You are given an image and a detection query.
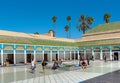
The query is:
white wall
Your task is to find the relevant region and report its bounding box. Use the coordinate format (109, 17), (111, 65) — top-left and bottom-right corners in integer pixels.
(36, 54), (41, 62)
(16, 54), (24, 64)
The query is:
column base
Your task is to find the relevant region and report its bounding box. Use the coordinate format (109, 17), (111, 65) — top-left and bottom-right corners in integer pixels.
(14, 64), (16, 66)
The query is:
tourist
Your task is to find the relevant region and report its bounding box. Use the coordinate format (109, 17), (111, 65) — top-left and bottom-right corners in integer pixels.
(86, 55), (90, 65)
(112, 54), (114, 61)
(41, 60), (47, 72)
(81, 59), (87, 69)
(91, 55), (94, 61)
(52, 60), (59, 70)
(31, 59), (35, 73)
(103, 55), (107, 62)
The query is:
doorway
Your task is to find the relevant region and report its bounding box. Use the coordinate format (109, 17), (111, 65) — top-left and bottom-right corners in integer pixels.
(27, 54), (33, 63)
(114, 52), (119, 60)
(72, 53), (74, 60)
(75, 53), (78, 60)
(7, 54), (14, 64)
(44, 54), (48, 61)
(56, 54), (58, 61)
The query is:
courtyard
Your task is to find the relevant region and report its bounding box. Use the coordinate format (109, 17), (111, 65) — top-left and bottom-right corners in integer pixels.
(0, 60), (120, 83)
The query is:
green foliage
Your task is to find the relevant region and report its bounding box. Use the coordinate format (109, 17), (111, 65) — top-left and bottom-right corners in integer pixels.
(65, 25), (69, 32)
(67, 16), (71, 22)
(52, 16), (57, 23)
(34, 32), (39, 34)
(104, 13), (111, 23)
(77, 14), (94, 34)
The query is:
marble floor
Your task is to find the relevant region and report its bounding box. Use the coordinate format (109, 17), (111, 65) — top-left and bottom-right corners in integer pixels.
(0, 60), (120, 83)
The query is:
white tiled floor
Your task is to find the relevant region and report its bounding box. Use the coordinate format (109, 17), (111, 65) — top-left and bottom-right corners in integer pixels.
(0, 60), (120, 83)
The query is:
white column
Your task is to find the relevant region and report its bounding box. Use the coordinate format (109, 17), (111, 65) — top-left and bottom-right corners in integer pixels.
(70, 51), (71, 60)
(24, 50), (27, 64)
(77, 51), (79, 60)
(57, 51), (59, 61)
(1, 48), (4, 66)
(42, 50), (44, 60)
(50, 50), (52, 61)
(92, 50), (95, 60)
(110, 49), (112, 61)
(84, 50), (86, 59)
(64, 51), (65, 61)
(34, 50), (36, 61)
(74, 51), (75, 61)
(100, 49), (103, 60)
(13, 49), (16, 65)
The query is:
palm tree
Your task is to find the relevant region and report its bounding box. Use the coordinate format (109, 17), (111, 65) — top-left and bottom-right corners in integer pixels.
(52, 16), (57, 37)
(66, 16), (71, 38)
(104, 13), (111, 23)
(64, 25), (69, 38)
(77, 14), (94, 34)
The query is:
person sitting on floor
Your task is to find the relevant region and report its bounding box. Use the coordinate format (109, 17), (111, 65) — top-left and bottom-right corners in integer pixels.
(81, 59), (87, 69)
(52, 60), (59, 70)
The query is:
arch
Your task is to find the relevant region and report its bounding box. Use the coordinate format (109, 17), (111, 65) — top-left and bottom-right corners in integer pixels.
(16, 46), (24, 50)
(59, 47), (64, 51)
(45, 47), (50, 51)
(52, 47), (58, 51)
(103, 47), (109, 50)
(94, 47), (100, 51)
(66, 48), (70, 51)
(86, 48), (91, 51)
(112, 46), (120, 50)
(27, 46), (34, 50)
(4, 45), (13, 50)
(36, 47), (42, 51)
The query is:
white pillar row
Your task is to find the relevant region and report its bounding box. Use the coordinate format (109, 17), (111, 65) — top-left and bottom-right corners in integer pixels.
(1, 47), (4, 66)
(24, 50), (27, 64)
(110, 49), (112, 61)
(42, 50), (44, 60)
(57, 51), (59, 61)
(70, 51), (72, 60)
(100, 49), (103, 60)
(50, 50), (52, 62)
(77, 51), (79, 60)
(64, 51), (65, 61)
(34, 50), (36, 61)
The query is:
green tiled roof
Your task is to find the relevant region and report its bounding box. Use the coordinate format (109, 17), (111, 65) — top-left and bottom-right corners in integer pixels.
(88, 22), (120, 34)
(76, 39), (120, 47)
(0, 35), (75, 46)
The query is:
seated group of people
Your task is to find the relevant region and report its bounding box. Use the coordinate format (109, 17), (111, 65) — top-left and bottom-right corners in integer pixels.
(52, 59), (62, 70)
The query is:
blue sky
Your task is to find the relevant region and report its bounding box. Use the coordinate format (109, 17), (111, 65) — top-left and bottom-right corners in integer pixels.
(0, 0), (120, 39)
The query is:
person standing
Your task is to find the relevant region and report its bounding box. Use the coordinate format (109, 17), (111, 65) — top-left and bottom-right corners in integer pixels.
(86, 55), (90, 65)
(103, 55), (107, 62)
(31, 59), (35, 73)
(42, 60), (47, 72)
(91, 55), (94, 61)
